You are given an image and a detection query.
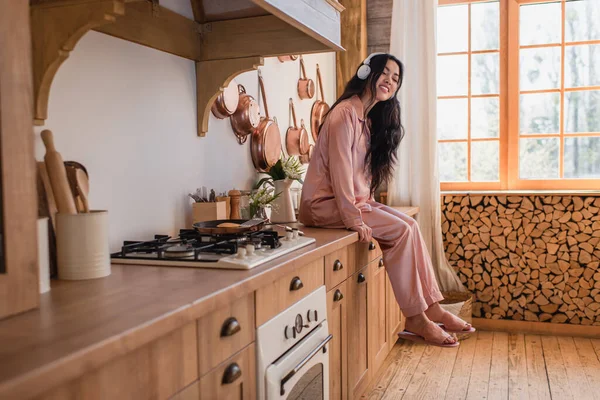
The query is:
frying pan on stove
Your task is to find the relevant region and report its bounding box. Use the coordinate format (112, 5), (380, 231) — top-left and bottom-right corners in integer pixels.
(193, 219), (265, 235)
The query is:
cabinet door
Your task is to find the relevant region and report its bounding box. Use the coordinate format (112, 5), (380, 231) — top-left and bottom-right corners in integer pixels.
(368, 257), (389, 374)
(346, 266), (370, 399)
(199, 344), (255, 400)
(327, 281), (347, 400)
(386, 272), (403, 352)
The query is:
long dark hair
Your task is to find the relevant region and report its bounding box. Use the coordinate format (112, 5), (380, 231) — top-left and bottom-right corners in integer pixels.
(323, 54), (405, 196)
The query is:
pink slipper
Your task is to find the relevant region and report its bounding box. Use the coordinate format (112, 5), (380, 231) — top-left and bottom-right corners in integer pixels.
(437, 323), (476, 334)
(397, 331), (460, 348)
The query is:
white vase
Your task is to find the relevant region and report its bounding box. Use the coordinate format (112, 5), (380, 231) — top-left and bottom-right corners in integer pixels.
(271, 179), (297, 223)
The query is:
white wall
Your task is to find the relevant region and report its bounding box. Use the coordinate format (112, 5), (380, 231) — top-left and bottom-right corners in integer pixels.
(34, 0), (336, 251)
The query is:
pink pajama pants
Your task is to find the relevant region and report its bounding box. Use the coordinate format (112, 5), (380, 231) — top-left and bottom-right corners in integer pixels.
(361, 203), (444, 317)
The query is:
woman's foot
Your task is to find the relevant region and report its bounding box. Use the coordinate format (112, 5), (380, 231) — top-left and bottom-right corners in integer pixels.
(404, 313), (457, 345)
(425, 302), (473, 332)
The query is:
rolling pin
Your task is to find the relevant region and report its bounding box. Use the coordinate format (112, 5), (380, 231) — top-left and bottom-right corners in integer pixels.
(41, 130), (77, 214)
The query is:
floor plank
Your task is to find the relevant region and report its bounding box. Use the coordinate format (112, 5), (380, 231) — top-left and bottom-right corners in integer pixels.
(557, 337), (594, 400)
(364, 344), (403, 400)
(508, 333), (529, 400)
(402, 345), (444, 399)
(380, 341), (426, 399)
(466, 331), (493, 400)
(444, 332), (478, 400)
(573, 337), (600, 400)
(524, 335), (551, 400)
(488, 332), (509, 400)
(541, 335), (573, 400)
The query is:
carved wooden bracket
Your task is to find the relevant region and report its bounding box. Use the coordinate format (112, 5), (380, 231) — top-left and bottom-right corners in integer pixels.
(31, 0), (124, 125)
(195, 56), (264, 137)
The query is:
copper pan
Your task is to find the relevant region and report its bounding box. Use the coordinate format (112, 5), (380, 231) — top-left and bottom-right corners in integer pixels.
(299, 144), (314, 165)
(278, 54), (298, 63)
(297, 56), (315, 100)
(310, 64), (330, 142)
(193, 218), (265, 235)
(285, 99), (310, 156)
(211, 78), (239, 119)
(230, 84), (260, 144)
(251, 71), (282, 172)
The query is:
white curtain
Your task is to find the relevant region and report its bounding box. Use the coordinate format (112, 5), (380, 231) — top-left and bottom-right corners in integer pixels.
(387, 0), (465, 292)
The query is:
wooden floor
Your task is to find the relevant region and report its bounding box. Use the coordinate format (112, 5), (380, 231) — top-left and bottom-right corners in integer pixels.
(363, 331), (600, 400)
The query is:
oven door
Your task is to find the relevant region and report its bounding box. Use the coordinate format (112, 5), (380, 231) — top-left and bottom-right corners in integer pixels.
(265, 323), (331, 399)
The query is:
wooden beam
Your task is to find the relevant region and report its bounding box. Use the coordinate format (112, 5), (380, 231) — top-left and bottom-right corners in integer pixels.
(336, 0), (366, 96)
(94, 1), (202, 61)
(196, 57), (263, 136)
(31, 0), (125, 125)
(199, 15), (331, 61)
(189, 0), (205, 23)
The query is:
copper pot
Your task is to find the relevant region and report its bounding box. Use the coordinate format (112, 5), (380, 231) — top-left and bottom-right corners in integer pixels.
(286, 99), (310, 156)
(251, 71), (282, 172)
(299, 144), (314, 165)
(310, 64), (330, 141)
(277, 54), (298, 63)
(230, 84), (260, 144)
(297, 56), (315, 100)
(211, 79), (239, 119)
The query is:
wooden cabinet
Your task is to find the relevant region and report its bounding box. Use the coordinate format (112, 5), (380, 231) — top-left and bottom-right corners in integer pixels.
(346, 265), (371, 399)
(369, 256), (390, 374)
(386, 272), (404, 352)
(327, 281), (348, 400)
(325, 247), (349, 290)
(199, 344), (256, 400)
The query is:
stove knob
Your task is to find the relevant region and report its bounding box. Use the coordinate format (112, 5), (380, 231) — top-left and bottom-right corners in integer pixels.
(284, 325), (291, 339)
(286, 231), (294, 241)
(292, 229), (299, 240)
(307, 309), (312, 322)
(245, 244), (255, 256)
(236, 248), (247, 259)
(313, 310), (318, 321)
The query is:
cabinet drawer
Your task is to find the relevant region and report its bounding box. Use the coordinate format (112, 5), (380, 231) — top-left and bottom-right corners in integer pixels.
(199, 344), (256, 400)
(255, 258), (324, 326)
(198, 293), (255, 376)
(324, 247), (349, 290)
(170, 381), (199, 400)
(352, 240), (382, 273)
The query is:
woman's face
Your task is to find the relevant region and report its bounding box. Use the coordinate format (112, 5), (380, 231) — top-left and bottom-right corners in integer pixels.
(374, 59), (401, 102)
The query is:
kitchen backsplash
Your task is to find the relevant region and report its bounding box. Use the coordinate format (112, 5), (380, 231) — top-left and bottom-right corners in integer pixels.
(33, 1), (336, 251)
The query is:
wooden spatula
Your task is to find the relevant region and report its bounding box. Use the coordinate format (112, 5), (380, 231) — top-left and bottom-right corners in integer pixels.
(74, 168), (90, 213)
(41, 130), (77, 214)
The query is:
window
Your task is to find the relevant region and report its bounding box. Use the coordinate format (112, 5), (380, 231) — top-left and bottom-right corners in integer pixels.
(437, 0), (600, 191)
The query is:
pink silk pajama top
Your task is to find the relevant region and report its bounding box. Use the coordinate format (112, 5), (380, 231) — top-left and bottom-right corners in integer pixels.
(299, 95), (373, 229)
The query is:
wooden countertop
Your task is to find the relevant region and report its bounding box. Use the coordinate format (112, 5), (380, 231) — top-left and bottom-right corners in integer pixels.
(0, 206), (419, 399)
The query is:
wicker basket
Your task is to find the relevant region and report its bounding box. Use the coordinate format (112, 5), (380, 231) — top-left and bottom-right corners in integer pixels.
(440, 291), (474, 340)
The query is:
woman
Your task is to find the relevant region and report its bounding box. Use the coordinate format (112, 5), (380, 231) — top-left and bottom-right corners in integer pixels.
(299, 53), (473, 347)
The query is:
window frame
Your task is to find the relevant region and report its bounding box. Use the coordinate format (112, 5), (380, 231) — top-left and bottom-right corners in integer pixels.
(437, 0), (600, 191)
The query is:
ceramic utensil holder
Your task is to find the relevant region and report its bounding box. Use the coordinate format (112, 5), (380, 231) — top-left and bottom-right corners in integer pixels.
(56, 210), (111, 280)
(192, 201), (227, 224)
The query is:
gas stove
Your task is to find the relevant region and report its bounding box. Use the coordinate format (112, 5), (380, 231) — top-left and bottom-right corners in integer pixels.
(110, 227), (316, 270)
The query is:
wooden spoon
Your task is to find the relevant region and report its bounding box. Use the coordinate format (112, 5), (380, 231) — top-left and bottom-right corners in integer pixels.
(74, 168), (90, 213)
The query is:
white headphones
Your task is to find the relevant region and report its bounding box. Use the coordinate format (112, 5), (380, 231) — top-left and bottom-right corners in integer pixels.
(357, 52), (386, 80)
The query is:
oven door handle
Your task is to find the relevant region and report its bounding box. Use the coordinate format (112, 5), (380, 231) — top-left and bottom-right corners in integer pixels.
(280, 333), (333, 396)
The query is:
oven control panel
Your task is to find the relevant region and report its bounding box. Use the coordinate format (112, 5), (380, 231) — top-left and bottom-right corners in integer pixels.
(284, 309), (320, 340)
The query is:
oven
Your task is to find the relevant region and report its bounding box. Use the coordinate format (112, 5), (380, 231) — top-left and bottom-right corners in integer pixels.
(257, 286), (330, 399)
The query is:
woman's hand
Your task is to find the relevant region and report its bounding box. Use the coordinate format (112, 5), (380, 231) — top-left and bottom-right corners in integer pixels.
(351, 223), (373, 243)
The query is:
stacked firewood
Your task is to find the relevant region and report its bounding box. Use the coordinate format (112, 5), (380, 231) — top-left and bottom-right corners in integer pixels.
(441, 195), (600, 325)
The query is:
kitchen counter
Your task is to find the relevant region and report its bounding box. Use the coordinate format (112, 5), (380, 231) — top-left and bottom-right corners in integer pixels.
(0, 225), (356, 399)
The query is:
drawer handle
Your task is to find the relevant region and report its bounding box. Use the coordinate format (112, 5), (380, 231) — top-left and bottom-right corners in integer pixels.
(333, 260), (343, 271)
(357, 273), (366, 283)
(222, 362), (242, 385)
(379, 258), (384, 268)
(290, 277), (304, 291)
(220, 317), (241, 338)
(368, 241), (376, 251)
(333, 289), (344, 302)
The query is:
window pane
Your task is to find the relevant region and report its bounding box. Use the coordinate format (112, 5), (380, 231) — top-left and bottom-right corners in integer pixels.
(565, 90), (600, 133)
(520, 47), (562, 91)
(520, 2), (561, 45)
(565, 44), (600, 88)
(438, 99), (468, 140)
(471, 141), (499, 181)
(519, 138), (560, 179)
(438, 5), (468, 53)
(471, 97), (499, 138)
(471, 1), (500, 51)
(437, 55), (468, 96)
(439, 142), (468, 182)
(565, 0), (600, 42)
(520, 93), (560, 134)
(472, 53), (500, 95)
(564, 136), (600, 178)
